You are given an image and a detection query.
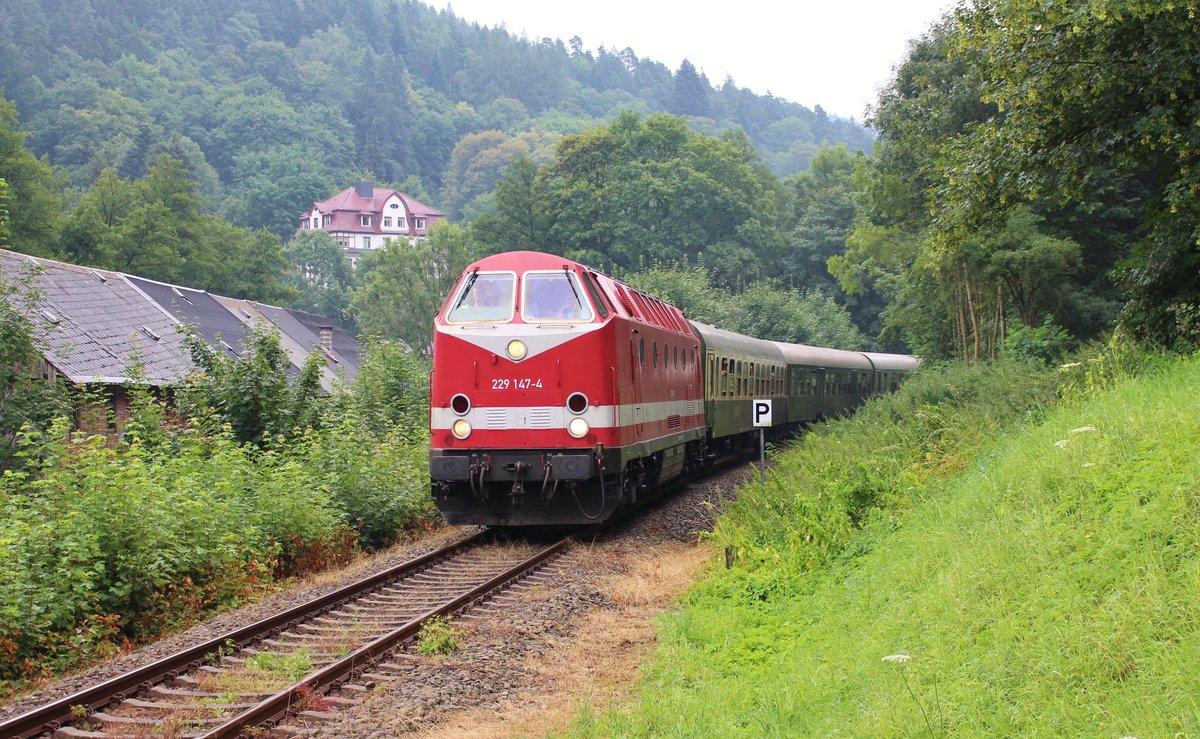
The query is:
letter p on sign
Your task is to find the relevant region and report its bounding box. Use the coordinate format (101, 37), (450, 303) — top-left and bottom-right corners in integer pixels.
(752, 399), (772, 427)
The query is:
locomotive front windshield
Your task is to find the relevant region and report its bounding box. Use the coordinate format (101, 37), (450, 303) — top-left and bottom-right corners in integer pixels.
(522, 271), (593, 322)
(446, 272), (515, 322)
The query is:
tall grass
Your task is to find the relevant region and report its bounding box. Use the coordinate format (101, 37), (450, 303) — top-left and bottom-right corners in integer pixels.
(573, 351), (1198, 735)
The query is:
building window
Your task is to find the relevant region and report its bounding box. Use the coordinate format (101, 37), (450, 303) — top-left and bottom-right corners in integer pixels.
(360, 215), (371, 227)
(322, 215), (332, 227)
(415, 218), (426, 229)
(383, 216), (392, 227)
(390, 203), (400, 209)
(361, 236), (371, 249)
(398, 218), (407, 230)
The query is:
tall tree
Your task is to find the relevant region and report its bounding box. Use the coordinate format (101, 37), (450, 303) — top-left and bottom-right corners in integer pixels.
(518, 112), (785, 283)
(670, 59), (711, 118)
(941, 0), (1200, 348)
(0, 98), (62, 257)
(284, 230), (355, 327)
(470, 154), (550, 252)
(349, 224), (478, 352)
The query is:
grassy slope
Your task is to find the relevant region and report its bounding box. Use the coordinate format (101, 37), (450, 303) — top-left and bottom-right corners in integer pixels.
(575, 355), (1199, 736)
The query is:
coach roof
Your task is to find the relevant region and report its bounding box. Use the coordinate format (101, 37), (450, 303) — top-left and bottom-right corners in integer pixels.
(769, 340), (874, 370)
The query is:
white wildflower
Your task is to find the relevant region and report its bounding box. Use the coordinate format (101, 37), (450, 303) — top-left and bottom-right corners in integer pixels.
(881, 654), (911, 664)
(1070, 426), (1096, 434)
(1055, 439), (1069, 449)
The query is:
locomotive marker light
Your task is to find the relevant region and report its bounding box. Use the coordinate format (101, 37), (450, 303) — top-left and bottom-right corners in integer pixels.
(753, 399), (772, 484)
(506, 339), (528, 360)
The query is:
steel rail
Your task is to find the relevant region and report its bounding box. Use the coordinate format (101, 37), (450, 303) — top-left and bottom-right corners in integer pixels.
(199, 534), (572, 737)
(0, 529), (489, 739)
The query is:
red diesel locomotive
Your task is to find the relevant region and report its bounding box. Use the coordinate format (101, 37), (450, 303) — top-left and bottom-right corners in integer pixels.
(429, 251), (918, 527)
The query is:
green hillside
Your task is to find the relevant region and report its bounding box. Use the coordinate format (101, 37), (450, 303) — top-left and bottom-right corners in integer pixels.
(573, 351), (1199, 735)
(0, 0), (870, 237)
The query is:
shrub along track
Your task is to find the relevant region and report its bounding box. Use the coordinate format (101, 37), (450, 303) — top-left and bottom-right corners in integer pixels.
(0, 530), (575, 738)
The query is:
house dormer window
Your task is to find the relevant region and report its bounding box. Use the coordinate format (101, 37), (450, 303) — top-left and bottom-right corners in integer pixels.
(415, 218), (426, 229)
(322, 215), (332, 227)
(360, 215), (371, 227)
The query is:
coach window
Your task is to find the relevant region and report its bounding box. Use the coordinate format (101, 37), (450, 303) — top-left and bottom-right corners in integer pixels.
(720, 357), (729, 397)
(446, 271), (516, 323)
(639, 337), (645, 366)
(522, 271), (594, 322)
(653, 341), (659, 368)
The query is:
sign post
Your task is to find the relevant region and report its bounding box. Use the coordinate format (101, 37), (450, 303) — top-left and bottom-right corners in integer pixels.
(752, 399), (772, 484)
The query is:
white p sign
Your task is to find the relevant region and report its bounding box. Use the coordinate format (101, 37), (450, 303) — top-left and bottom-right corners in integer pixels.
(752, 399), (772, 427)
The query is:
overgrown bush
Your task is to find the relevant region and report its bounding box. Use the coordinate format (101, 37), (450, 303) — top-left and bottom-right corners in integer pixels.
(1006, 317), (1074, 363)
(0, 332), (436, 692)
(0, 267), (69, 470)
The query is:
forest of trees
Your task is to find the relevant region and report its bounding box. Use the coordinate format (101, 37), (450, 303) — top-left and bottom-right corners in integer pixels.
(0, 0), (869, 236)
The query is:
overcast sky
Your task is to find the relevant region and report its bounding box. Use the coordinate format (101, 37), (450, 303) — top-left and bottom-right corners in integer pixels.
(429, 0), (956, 121)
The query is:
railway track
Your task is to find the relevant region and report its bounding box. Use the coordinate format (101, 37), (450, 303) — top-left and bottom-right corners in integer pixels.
(0, 529), (574, 738)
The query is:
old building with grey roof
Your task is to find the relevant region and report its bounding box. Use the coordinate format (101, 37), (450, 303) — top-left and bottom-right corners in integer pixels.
(1, 249), (359, 430)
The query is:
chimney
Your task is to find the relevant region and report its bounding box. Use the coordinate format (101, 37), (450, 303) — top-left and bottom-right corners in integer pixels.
(319, 326), (334, 351)
(354, 180), (374, 198)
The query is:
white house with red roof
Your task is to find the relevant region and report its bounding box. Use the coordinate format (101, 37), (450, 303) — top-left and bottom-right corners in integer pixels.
(299, 181), (445, 265)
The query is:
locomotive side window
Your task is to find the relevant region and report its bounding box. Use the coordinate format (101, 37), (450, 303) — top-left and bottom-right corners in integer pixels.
(581, 272), (610, 318)
(522, 271), (594, 322)
(446, 271), (516, 323)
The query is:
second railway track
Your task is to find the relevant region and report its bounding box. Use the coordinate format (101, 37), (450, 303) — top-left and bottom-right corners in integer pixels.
(0, 529), (575, 739)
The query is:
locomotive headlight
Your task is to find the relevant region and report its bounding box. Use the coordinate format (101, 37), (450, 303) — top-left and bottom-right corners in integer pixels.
(452, 419), (473, 439)
(567, 417), (590, 439)
(506, 339), (527, 360)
